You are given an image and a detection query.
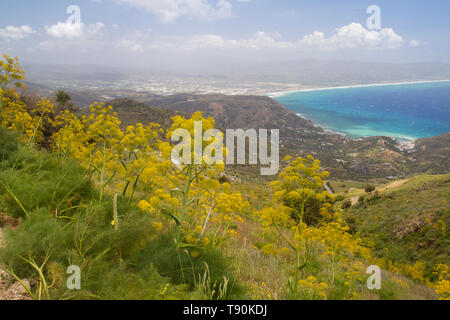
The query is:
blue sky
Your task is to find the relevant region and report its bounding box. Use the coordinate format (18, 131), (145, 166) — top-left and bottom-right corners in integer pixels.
(1, 0), (449, 68)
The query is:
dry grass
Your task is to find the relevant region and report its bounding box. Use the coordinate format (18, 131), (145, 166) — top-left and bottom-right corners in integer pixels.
(224, 218), (288, 300)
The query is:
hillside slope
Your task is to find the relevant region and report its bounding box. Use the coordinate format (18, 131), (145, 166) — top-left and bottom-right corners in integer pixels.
(410, 133), (450, 174)
(342, 175), (450, 265)
(144, 94), (318, 132)
(107, 98), (188, 130)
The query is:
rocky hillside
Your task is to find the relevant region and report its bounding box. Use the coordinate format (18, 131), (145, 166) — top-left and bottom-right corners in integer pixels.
(410, 133), (450, 174)
(101, 98), (187, 130)
(142, 94), (318, 132)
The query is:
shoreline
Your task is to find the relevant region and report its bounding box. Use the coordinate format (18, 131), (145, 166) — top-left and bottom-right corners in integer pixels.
(295, 111), (418, 142)
(267, 79), (450, 98)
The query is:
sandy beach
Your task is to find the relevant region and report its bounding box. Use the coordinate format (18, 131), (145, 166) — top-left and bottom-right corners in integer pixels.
(268, 79), (450, 98)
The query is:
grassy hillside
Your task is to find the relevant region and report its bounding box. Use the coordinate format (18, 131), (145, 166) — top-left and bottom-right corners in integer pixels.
(0, 129), (441, 300)
(342, 175), (450, 266)
(0, 128), (239, 300)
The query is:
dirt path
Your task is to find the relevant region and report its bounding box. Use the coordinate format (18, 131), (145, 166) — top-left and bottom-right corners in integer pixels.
(349, 179), (408, 206)
(378, 179), (408, 192)
(350, 196), (360, 206)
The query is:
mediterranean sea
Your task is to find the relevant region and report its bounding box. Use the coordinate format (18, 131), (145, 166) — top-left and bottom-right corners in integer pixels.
(273, 81), (450, 139)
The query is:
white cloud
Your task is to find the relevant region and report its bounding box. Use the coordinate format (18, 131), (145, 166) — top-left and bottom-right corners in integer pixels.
(115, 39), (144, 52)
(409, 39), (421, 47)
(86, 22), (105, 35)
(45, 21), (104, 39)
(46, 22), (84, 39)
(146, 31), (293, 50)
(148, 23), (403, 51)
(117, 0), (232, 23)
(299, 23), (403, 50)
(30, 21), (405, 62)
(0, 25), (36, 40)
(188, 31), (292, 49)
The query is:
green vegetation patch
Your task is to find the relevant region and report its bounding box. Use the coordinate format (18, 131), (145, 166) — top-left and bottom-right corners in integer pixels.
(344, 175), (450, 266)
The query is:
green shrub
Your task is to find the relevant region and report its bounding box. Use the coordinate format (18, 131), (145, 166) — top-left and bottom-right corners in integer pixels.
(358, 195), (365, 203)
(0, 147), (95, 218)
(218, 175), (230, 184)
(0, 197), (176, 299)
(70, 198), (157, 261)
(69, 264), (205, 300)
(0, 208), (69, 278)
(365, 184), (376, 193)
(0, 127), (18, 163)
(341, 199), (352, 209)
(136, 230), (244, 299)
(366, 191), (381, 205)
(287, 196), (334, 226)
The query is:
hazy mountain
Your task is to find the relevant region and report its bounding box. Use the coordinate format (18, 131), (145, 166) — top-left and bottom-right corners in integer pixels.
(23, 60), (450, 95)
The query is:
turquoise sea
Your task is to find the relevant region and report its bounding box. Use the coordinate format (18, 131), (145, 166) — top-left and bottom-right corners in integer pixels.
(273, 81), (450, 139)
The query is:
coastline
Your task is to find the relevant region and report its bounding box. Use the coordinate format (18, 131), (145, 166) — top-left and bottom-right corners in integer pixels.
(269, 79), (450, 142)
(294, 111), (418, 145)
(267, 79), (450, 98)
(295, 111), (418, 142)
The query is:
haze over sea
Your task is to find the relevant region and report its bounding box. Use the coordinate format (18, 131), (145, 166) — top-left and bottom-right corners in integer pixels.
(273, 81), (450, 140)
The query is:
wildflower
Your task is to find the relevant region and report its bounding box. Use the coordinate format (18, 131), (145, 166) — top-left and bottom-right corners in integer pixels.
(201, 237), (210, 246)
(194, 225), (203, 234)
(261, 243), (277, 256)
(186, 235), (198, 244)
(152, 221), (163, 232)
(149, 196), (161, 207)
(319, 282), (328, 290)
